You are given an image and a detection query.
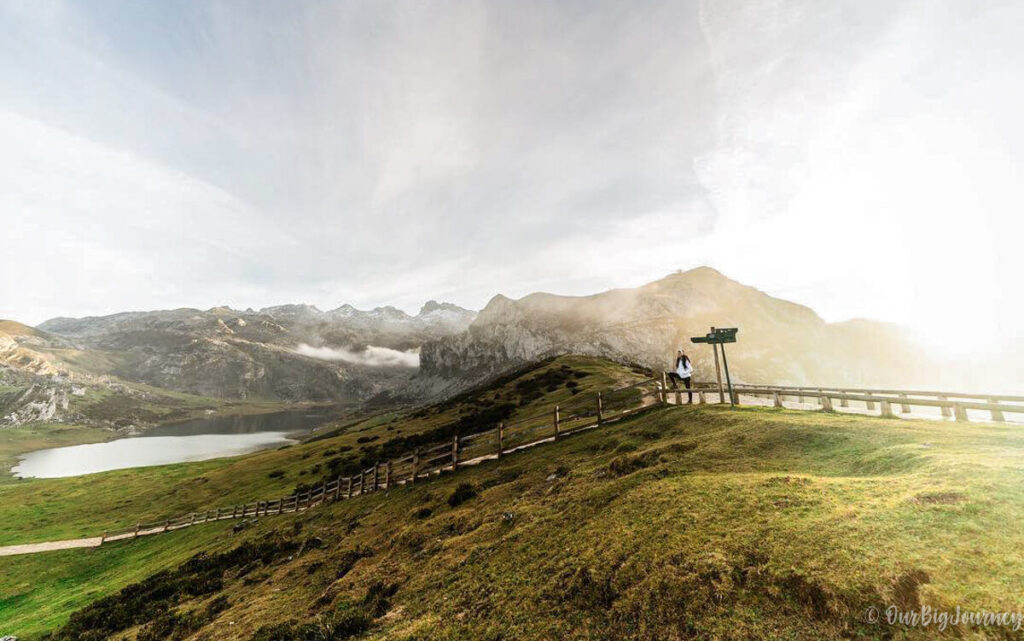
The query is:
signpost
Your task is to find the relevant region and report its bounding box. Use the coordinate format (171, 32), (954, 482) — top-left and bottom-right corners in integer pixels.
(691, 327), (739, 407)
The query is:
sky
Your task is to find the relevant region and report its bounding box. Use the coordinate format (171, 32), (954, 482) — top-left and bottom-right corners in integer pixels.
(1, 0), (1021, 358)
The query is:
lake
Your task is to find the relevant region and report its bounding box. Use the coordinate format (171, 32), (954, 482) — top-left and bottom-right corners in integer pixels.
(12, 409), (332, 479)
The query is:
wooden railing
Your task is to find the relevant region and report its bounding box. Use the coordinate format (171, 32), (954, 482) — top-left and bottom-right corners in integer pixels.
(96, 376), (1021, 545)
(651, 372), (1024, 423)
(97, 378), (663, 544)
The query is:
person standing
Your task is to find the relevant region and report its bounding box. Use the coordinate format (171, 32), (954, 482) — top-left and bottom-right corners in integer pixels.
(667, 349), (694, 404)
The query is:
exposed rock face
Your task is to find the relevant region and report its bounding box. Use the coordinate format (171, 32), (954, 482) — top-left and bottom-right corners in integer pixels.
(420, 267), (935, 390)
(3, 383), (70, 425)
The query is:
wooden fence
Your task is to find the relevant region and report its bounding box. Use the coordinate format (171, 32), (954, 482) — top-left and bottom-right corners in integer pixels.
(682, 379), (1024, 423)
(98, 377), (663, 544)
(97, 376), (1023, 545)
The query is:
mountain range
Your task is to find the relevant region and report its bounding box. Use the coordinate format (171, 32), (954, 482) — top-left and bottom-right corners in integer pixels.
(2, 267), (941, 428)
(419, 267), (934, 392)
(0, 302), (475, 427)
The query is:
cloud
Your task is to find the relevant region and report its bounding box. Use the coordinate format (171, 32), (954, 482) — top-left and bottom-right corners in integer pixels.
(294, 343), (419, 368)
(0, 0), (1020, 360)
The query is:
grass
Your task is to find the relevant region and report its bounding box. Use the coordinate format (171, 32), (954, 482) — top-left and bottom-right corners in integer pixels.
(1, 391), (1021, 638)
(0, 356), (637, 545)
(2, 356), (1023, 639)
(0, 522), (234, 637)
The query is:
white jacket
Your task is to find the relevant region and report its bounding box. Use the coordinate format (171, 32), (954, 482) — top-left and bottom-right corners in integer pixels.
(676, 357), (693, 379)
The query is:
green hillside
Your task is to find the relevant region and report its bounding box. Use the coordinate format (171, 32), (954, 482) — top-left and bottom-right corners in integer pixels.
(0, 356), (636, 545)
(2, 356), (1023, 640)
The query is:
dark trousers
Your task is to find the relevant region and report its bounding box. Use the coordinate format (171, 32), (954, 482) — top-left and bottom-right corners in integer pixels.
(667, 373), (692, 403)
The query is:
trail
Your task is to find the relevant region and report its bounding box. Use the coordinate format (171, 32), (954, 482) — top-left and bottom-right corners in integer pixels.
(0, 536), (102, 556)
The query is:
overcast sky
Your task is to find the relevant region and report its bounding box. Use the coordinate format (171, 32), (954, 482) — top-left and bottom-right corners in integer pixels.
(1, 0), (1021, 356)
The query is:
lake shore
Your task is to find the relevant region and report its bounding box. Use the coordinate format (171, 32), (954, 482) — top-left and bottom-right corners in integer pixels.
(0, 400), (347, 483)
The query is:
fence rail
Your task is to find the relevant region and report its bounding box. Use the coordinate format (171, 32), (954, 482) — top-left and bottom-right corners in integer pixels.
(94, 376), (1020, 545)
(701, 382), (1024, 423)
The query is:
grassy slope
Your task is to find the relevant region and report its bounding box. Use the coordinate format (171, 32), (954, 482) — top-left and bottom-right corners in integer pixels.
(0, 361), (1019, 638)
(0, 356), (636, 544)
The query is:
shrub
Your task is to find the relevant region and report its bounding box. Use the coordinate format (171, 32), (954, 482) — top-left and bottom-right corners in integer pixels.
(268, 470), (286, 479)
(334, 546), (373, 580)
(447, 482), (478, 507)
(43, 536), (298, 641)
(608, 452), (655, 477)
(362, 581), (399, 617)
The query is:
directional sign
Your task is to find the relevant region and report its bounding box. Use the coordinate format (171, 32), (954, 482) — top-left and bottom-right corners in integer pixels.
(690, 327), (738, 345)
(713, 327), (738, 343)
(689, 326), (740, 407)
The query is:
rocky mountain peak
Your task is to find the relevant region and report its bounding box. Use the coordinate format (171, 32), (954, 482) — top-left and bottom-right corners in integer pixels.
(418, 300), (473, 316)
(330, 304), (359, 317)
(258, 304), (323, 319)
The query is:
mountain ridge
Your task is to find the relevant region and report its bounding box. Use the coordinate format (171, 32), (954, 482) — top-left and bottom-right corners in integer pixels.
(419, 267), (934, 391)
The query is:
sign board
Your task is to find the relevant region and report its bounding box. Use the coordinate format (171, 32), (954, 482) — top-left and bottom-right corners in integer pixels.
(690, 327), (738, 345)
(690, 326), (739, 407)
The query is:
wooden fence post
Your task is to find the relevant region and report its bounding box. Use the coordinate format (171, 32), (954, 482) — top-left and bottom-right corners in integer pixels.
(597, 392), (604, 426)
(820, 395), (833, 413)
(100, 531), (107, 544)
(839, 393), (849, 408)
(451, 435), (460, 471)
(731, 389), (740, 406)
(660, 372), (668, 404)
(939, 395), (952, 418)
(497, 422), (504, 459)
(346, 476), (354, 499)
(864, 393), (876, 411)
(880, 400), (895, 418)
(773, 391), (782, 408)
(698, 391), (706, 405)
(189, 513), (196, 526)
(899, 394), (911, 413)
(164, 519), (170, 532)
(412, 450), (420, 483)
(133, 523), (141, 538)
(384, 462), (392, 489)
(372, 465), (379, 492)
(232, 505), (238, 518)
(954, 403), (968, 422)
(989, 399), (1005, 422)
(554, 405), (560, 439)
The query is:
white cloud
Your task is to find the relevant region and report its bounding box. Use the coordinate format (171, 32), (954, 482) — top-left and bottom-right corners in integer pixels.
(294, 343), (419, 368)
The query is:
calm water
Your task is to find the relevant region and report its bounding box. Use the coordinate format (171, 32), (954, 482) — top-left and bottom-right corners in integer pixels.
(13, 409), (331, 479)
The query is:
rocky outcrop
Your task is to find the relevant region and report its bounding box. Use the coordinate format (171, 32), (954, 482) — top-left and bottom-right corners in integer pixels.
(2, 383), (69, 425)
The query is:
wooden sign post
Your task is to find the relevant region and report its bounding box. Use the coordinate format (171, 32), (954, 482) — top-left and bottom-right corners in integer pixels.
(692, 327), (739, 408)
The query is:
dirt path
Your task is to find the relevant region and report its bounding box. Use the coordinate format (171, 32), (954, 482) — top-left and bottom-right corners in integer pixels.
(0, 536), (103, 557)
